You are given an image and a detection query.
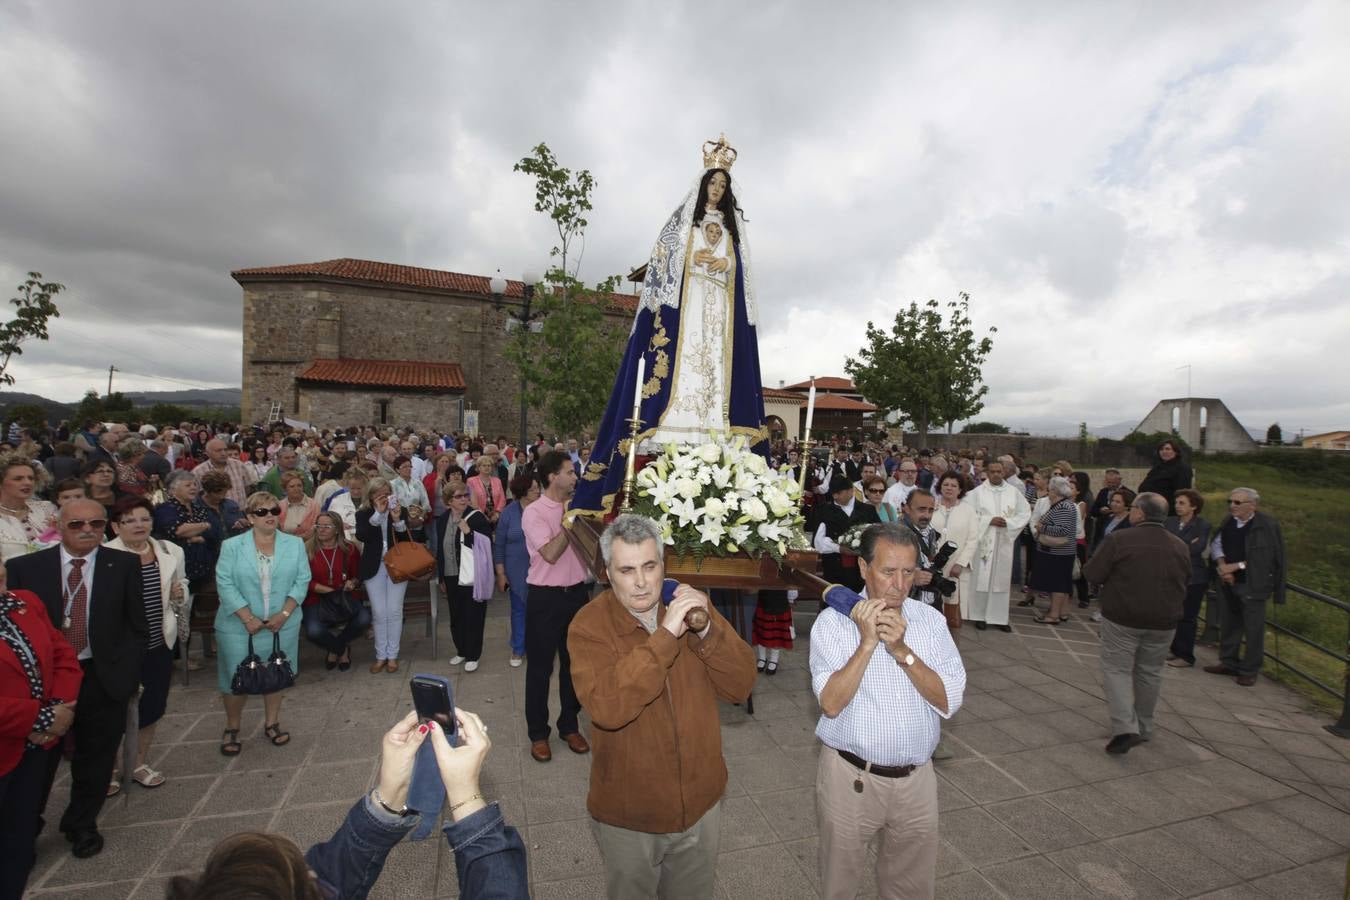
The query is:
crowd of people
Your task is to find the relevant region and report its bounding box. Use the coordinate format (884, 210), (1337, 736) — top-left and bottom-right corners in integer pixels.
(0, 417), (1287, 898)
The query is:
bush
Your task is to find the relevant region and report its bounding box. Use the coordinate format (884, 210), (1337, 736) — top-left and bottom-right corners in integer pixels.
(961, 421), (1010, 434)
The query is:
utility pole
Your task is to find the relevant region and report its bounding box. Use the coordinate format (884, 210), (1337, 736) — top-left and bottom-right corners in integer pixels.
(1175, 364), (1192, 397)
(107, 364), (117, 396)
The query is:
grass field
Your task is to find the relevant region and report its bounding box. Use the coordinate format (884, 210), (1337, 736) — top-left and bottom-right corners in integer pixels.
(1191, 454), (1349, 712)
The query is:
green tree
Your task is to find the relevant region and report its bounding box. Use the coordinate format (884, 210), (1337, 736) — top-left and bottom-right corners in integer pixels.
(4, 403), (49, 433)
(148, 403), (191, 425)
(1266, 422), (1283, 445)
(0, 272), (65, 389)
(846, 295), (995, 446)
(507, 143), (623, 436)
(961, 421), (1010, 434)
(72, 390), (104, 424)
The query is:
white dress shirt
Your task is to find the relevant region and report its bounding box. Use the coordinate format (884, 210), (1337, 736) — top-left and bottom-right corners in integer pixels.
(810, 592), (966, 766)
(60, 545), (98, 661)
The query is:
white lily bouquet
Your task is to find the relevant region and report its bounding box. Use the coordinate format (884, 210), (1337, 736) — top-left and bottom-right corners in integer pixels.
(837, 524), (869, 555)
(631, 433), (809, 564)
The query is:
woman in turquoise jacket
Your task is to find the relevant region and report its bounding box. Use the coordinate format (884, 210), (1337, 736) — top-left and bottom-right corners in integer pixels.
(214, 491), (311, 756)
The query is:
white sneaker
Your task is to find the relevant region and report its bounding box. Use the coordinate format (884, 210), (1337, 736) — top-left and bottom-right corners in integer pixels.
(509, 655), (523, 668)
(449, 656), (466, 666)
(1090, 610), (1103, 622)
(464, 661), (479, 672)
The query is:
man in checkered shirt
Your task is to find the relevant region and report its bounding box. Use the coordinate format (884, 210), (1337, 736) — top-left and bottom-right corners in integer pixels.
(810, 523), (966, 899)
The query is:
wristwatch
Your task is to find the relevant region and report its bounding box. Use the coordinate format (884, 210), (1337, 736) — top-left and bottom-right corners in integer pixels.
(898, 651), (916, 668)
(1237, 562), (1247, 571)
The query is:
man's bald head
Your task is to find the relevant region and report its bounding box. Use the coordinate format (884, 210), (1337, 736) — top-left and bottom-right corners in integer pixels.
(60, 498), (106, 554)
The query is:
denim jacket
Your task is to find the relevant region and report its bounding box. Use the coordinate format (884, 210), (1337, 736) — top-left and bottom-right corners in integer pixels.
(305, 796), (528, 899)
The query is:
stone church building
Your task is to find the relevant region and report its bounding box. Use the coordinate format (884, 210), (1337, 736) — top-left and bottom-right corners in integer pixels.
(233, 258), (635, 434)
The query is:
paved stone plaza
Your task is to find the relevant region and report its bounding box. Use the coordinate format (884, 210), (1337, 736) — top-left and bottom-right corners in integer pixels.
(23, 594), (1350, 899)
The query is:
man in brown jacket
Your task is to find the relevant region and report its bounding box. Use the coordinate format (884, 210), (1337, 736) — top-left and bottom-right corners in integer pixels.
(568, 514), (757, 899)
(1082, 491), (1190, 755)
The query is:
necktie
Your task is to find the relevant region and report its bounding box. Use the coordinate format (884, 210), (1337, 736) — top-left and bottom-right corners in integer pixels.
(65, 557), (89, 656)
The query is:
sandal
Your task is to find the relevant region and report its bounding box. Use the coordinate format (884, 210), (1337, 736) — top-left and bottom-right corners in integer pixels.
(1033, 615), (1061, 625)
(107, 773), (122, 797)
(264, 723), (291, 746)
(132, 764), (165, 788)
(220, 728), (242, 756)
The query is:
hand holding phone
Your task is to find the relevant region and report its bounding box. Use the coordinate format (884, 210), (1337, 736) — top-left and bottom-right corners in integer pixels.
(411, 674), (457, 745)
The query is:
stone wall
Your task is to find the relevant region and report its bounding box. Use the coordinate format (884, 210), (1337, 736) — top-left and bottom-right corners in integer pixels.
(241, 279), (631, 437)
(298, 386), (464, 431)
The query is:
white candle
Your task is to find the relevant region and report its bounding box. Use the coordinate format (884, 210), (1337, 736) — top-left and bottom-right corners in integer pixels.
(632, 356), (646, 418)
(804, 382), (816, 433)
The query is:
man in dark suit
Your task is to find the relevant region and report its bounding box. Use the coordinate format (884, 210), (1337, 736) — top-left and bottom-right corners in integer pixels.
(7, 499), (146, 858)
(1204, 487), (1286, 687)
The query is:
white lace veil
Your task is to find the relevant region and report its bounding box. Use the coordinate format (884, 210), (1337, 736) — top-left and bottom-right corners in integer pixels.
(637, 168), (756, 328)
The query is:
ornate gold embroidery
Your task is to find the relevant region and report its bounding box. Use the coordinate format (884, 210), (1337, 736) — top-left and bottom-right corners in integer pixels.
(643, 313), (671, 398)
(582, 461), (608, 482)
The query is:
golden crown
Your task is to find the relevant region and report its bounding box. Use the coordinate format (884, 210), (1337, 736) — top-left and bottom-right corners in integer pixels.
(702, 133), (738, 170)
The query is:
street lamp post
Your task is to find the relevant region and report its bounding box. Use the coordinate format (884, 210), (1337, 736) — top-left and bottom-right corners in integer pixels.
(490, 270), (541, 456)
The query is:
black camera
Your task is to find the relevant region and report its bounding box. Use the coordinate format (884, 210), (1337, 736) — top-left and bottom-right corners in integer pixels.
(921, 540), (960, 597)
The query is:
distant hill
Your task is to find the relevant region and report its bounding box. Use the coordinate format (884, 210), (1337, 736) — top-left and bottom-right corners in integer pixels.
(119, 388), (241, 407)
(0, 387), (242, 424)
(0, 391), (76, 423)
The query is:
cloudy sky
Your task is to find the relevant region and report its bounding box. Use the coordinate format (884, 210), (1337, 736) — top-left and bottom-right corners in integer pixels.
(1, 1), (1346, 436)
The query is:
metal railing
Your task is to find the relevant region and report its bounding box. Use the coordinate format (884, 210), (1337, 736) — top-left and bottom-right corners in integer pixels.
(1201, 580), (1350, 738)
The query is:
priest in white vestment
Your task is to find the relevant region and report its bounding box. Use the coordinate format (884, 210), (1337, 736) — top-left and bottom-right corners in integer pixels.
(966, 460), (1031, 628)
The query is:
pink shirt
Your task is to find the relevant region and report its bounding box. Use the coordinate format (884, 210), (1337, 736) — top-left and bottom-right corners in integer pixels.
(522, 494), (586, 587)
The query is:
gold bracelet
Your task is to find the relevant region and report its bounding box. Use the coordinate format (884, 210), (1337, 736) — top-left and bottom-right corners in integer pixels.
(448, 793), (484, 813)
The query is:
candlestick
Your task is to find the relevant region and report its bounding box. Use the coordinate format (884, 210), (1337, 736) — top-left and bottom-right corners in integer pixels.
(632, 356), (645, 418)
(619, 412), (643, 512)
(804, 380), (816, 433)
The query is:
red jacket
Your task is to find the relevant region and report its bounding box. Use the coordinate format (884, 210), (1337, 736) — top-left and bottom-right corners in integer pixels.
(0, 589), (83, 776)
(306, 544), (361, 607)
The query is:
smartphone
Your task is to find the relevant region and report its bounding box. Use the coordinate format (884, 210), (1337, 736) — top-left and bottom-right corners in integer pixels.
(410, 674), (457, 745)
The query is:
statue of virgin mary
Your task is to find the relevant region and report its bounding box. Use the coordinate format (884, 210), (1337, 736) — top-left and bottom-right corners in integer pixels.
(569, 135), (768, 521)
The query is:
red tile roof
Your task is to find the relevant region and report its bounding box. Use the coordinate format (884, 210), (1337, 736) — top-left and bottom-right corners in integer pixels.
(809, 394), (876, 412)
(762, 387), (806, 403)
(783, 376), (856, 391)
(297, 358), (466, 390)
(232, 258), (638, 311)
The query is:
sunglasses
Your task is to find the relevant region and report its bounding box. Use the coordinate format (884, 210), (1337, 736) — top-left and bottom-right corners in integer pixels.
(249, 507), (282, 517)
(866, 488), (885, 495)
(65, 519), (108, 531)
(1228, 499), (1250, 505)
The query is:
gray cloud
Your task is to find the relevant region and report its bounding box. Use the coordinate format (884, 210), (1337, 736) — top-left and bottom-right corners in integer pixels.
(0, 0), (1346, 434)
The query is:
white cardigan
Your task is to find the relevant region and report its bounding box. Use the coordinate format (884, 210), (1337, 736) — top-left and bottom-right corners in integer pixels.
(105, 536), (191, 647)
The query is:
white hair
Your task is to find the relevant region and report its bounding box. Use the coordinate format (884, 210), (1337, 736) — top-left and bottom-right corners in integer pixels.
(600, 514), (663, 566)
(1047, 475), (1074, 500)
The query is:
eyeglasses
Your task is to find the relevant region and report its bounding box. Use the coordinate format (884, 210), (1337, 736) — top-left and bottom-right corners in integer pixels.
(65, 519), (108, 531)
(249, 507), (282, 517)
(451, 493), (469, 499)
(315, 522), (337, 529)
(1228, 499), (1250, 505)
(866, 488), (885, 495)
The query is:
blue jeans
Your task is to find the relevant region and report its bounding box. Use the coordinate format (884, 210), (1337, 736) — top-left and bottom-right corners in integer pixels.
(302, 603), (373, 656)
(508, 581), (527, 656)
(306, 797), (527, 900)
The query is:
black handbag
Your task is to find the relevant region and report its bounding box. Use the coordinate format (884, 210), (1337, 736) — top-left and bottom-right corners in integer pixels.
(230, 633), (296, 695)
(318, 588), (361, 627)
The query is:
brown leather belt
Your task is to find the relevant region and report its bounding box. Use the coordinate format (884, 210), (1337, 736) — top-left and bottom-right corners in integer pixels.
(838, 749), (916, 778)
